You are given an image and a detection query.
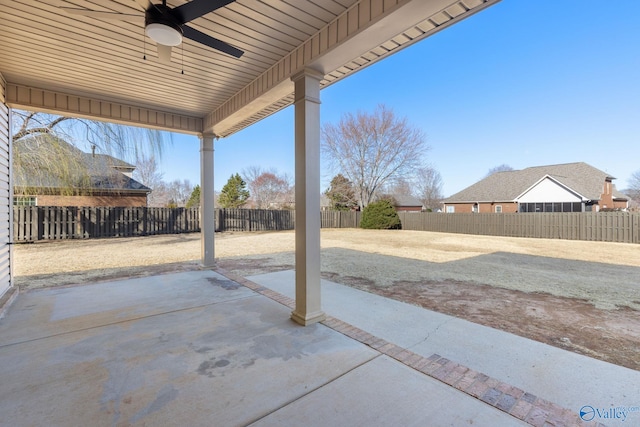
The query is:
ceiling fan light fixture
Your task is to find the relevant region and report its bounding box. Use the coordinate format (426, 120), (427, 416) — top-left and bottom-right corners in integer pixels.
(146, 23), (183, 46)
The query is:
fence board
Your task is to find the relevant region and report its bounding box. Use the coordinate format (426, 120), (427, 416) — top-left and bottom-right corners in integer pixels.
(11, 207), (639, 244)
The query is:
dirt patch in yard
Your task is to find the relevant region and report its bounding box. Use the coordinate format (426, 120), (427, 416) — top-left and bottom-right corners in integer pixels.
(12, 229), (640, 371)
(345, 278), (640, 371)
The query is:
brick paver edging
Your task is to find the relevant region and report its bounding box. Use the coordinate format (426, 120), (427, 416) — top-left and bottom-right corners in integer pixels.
(215, 268), (602, 427)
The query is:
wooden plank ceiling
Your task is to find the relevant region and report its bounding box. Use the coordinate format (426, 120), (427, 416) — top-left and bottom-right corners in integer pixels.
(0, 0), (500, 136)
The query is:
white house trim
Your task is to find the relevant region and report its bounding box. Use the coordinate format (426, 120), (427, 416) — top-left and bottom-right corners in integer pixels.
(515, 175), (588, 203)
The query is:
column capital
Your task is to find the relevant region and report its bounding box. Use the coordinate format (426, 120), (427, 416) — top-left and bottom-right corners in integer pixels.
(292, 68), (323, 105)
(199, 132), (217, 142)
(291, 68), (324, 83)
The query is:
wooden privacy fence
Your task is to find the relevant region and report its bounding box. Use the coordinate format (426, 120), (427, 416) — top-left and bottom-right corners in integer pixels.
(14, 206), (200, 242)
(216, 208), (294, 232)
(396, 211), (640, 244)
(12, 207), (640, 244)
(13, 207), (358, 241)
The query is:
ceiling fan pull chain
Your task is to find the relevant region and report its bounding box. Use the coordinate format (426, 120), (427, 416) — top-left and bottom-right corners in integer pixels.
(143, 27), (147, 60)
(181, 43), (184, 74)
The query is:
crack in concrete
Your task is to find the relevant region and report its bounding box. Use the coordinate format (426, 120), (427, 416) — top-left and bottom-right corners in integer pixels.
(407, 317), (454, 352)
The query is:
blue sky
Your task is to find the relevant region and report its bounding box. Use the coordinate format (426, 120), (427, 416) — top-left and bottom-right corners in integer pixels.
(159, 0), (640, 197)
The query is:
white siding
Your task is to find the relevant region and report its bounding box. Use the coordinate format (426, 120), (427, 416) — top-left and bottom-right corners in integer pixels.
(518, 177), (582, 203)
(0, 74), (11, 297)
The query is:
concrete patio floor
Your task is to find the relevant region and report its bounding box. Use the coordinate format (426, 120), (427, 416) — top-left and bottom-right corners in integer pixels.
(0, 269), (630, 426)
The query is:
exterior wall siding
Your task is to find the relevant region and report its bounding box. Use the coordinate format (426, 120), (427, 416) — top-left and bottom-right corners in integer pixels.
(0, 73), (12, 297)
(518, 178), (582, 203)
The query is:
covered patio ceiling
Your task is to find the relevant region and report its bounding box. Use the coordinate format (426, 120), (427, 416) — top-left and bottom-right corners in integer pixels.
(0, 0), (499, 137)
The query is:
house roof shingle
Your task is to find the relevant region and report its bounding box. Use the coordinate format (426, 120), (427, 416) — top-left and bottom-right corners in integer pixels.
(445, 162), (627, 203)
(392, 194), (423, 207)
(13, 137), (149, 193)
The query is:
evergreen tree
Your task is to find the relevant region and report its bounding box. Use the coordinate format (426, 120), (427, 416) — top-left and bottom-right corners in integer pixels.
(219, 174), (250, 208)
(185, 185), (201, 208)
(325, 174), (357, 211)
(360, 200), (402, 230)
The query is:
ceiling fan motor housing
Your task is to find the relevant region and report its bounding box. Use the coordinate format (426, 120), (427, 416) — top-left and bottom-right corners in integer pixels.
(145, 4), (183, 46)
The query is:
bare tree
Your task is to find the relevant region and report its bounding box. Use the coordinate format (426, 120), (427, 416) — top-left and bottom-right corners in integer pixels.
(242, 166), (292, 209)
(12, 110), (171, 197)
(133, 154), (168, 207)
(485, 164), (514, 177)
(415, 166), (444, 211)
(384, 177), (414, 198)
(322, 105), (428, 209)
(627, 170), (640, 202)
(12, 110), (169, 159)
(165, 179), (193, 207)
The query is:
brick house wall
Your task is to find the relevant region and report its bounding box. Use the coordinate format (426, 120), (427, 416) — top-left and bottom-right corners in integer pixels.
(599, 180), (614, 209)
(396, 206), (422, 212)
(613, 200), (628, 209)
(35, 194), (147, 207)
(444, 202), (518, 213)
(486, 203), (518, 213)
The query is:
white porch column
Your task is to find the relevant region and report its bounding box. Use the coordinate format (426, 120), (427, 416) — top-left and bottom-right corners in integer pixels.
(200, 133), (215, 267)
(291, 68), (325, 326)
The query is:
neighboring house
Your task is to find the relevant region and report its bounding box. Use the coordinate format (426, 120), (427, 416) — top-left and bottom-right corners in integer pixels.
(443, 162), (629, 213)
(320, 194), (332, 211)
(392, 194), (424, 212)
(13, 137), (150, 207)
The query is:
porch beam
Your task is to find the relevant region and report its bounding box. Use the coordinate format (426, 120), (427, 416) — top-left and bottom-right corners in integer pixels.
(291, 68), (325, 326)
(5, 83), (203, 135)
(205, 0), (501, 137)
(200, 133), (216, 267)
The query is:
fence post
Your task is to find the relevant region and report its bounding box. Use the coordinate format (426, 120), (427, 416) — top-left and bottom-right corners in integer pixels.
(11, 208), (640, 244)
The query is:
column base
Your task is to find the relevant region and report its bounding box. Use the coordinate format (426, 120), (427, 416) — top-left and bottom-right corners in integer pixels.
(200, 259), (216, 268)
(291, 310), (326, 326)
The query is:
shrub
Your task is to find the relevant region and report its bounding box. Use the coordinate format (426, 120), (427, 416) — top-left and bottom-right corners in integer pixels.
(360, 200), (402, 230)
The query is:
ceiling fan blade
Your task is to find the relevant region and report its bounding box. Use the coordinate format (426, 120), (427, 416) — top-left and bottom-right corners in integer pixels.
(182, 25), (243, 58)
(61, 8), (139, 20)
(157, 44), (172, 64)
(171, 0), (236, 24)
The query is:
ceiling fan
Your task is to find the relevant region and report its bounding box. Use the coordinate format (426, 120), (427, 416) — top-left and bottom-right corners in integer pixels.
(61, 0), (244, 63)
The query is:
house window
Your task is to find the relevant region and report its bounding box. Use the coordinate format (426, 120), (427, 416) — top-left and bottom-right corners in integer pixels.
(519, 202), (583, 213)
(446, 205), (455, 213)
(495, 205), (502, 213)
(13, 196), (36, 206)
